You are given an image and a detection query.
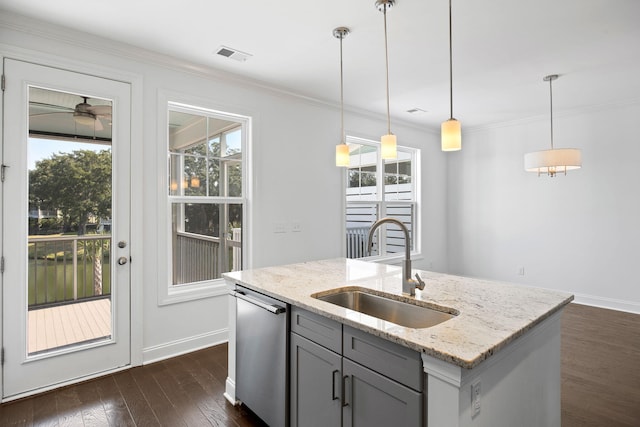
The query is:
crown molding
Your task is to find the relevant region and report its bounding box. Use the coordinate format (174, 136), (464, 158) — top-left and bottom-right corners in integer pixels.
(462, 97), (640, 134)
(0, 10), (433, 134)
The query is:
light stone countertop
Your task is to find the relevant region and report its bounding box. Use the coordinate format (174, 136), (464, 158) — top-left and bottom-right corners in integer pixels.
(223, 258), (573, 369)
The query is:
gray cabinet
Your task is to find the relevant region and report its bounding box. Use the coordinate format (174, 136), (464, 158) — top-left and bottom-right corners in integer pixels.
(290, 332), (342, 427)
(290, 307), (423, 427)
(342, 358), (422, 427)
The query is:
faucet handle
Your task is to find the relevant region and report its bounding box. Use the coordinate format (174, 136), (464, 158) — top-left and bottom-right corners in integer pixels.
(414, 273), (426, 290)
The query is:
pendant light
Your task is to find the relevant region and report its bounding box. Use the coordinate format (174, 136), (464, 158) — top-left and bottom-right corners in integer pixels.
(376, 0), (397, 159)
(524, 74), (582, 177)
(334, 27), (351, 167)
(441, 0), (461, 151)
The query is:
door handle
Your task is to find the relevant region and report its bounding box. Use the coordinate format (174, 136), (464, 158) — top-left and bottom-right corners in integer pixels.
(117, 256), (128, 265)
(331, 369), (340, 401)
(233, 291), (286, 315)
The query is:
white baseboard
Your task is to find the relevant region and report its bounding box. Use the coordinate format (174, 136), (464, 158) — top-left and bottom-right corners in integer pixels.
(572, 293), (640, 315)
(224, 377), (239, 405)
(142, 328), (228, 365)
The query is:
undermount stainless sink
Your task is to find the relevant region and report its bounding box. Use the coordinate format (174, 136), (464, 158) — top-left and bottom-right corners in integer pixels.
(312, 287), (457, 329)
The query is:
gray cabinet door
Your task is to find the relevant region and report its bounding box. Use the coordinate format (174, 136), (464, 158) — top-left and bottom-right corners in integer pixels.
(290, 332), (342, 427)
(342, 358), (422, 427)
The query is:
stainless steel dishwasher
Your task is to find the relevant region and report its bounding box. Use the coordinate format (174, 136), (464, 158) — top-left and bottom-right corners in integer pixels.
(233, 285), (289, 427)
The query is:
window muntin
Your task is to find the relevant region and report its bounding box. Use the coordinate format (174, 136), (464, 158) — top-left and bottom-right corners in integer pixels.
(168, 104), (245, 286)
(345, 137), (418, 260)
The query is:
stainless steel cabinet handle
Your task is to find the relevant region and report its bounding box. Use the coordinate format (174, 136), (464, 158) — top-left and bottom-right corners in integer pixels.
(234, 291), (286, 315)
(117, 256), (128, 265)
(342, 375), (350, 407)
(332, 370), (340, 401)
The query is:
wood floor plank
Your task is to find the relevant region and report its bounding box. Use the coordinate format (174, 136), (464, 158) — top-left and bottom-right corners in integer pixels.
(129, 362), (187, 427)
(0, 396), (34, 426)
(166, 352), (236, 426)
(151, 357), (215, 426)
(561, 303), (640, 427)
(55, 386), (84, 427)
(69, 302), (93, 341)
(58, 305), (79, 346)
(74, 380), (109, 427)
(182, 346), (268, 427)
(112, 369), (161, 427)
(94, 374), (135, 427)
(31, 391), (59, 427)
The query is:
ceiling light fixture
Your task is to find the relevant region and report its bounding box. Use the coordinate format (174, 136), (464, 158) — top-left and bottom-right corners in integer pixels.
(334, 27), (351, 167)
(441, 0), (461, 151)
(376, 0), (397, 159)
(73, 97), (96, 126)
(524, 74), (582, 177)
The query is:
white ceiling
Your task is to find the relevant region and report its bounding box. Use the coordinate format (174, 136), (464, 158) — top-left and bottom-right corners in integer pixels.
(2, 0), (640, 130)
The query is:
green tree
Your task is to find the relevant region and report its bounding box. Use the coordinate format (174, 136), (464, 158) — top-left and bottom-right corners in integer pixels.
(29, 149), (112, 235)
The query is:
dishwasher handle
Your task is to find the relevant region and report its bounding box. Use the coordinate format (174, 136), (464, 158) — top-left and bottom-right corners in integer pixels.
(233, 291), (286, 315)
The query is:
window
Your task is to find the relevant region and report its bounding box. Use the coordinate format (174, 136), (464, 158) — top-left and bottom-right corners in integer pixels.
(344, 136), (419, 260)
(167, 103), (247, 290)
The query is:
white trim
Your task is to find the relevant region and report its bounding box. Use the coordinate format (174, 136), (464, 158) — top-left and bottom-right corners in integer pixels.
(421, 354), (462, 388)
(142, 328), (228, 365)
(0, 57), (139, 397)
(344, 135), (421, 260)
(224, 378), (239, 405)
(156, 90), (254, 306)
(0, 54), (5, 398)
(1, 364), (131, 403)
(572, 293), (640, 315)
(0, 11), (432, 135)
(0, 42), (145, 370)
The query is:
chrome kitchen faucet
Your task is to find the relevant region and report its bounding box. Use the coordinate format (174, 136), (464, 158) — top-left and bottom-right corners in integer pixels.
(367, 217), (425, 296)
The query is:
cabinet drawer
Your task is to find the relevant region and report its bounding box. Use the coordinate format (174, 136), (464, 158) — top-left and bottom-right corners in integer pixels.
(291, 306), (342, 353)
(343, 325), (423, 391)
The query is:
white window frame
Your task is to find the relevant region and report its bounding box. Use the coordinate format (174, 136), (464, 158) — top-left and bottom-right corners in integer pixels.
(344, 135), (421, 264)
(157, 93), (251, 305)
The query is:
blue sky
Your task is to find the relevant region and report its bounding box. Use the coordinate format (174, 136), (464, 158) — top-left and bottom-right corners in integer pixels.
(28, 138), (111, 170)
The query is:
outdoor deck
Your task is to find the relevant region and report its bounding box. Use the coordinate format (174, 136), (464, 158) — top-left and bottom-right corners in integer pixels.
(28, 298), (111, 354)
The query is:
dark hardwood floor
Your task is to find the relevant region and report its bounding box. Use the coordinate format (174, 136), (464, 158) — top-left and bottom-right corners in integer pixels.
(0, 302), (638, 426)
(561, 304), (640, 427)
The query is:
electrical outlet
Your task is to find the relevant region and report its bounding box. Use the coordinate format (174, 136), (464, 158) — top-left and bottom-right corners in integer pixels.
(471, 379), (481, 418)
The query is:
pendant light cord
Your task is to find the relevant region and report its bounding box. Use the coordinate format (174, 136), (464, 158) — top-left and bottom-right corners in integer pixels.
(549, 77), (554, 149)
(383, 5), (391, 135)
(448, 0), (454, 119)
(340, 35), (345, 145)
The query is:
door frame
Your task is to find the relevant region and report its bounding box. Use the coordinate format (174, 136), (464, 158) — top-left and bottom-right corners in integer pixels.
(0, 47), (144, 401)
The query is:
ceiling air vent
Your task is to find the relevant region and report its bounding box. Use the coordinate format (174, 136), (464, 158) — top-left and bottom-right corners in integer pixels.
(215, 46), (252, 62)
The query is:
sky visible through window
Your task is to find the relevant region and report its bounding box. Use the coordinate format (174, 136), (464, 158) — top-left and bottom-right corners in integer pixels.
(225, 128), (241, 155)
(28, 138), (111, 170)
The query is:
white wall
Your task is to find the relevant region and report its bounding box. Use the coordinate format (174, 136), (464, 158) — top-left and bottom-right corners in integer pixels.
(447, 102), (640, 313)
(0, 14), (445, 364)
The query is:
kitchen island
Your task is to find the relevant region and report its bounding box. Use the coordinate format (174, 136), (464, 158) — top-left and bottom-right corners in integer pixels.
(224, 258), (573, 427)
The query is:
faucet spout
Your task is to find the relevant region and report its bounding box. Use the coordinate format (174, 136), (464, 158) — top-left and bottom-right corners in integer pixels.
(367, 217), (425, 296)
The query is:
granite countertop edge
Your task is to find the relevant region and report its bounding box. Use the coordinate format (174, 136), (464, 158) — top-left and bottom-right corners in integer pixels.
(224, 258), (574, 370)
